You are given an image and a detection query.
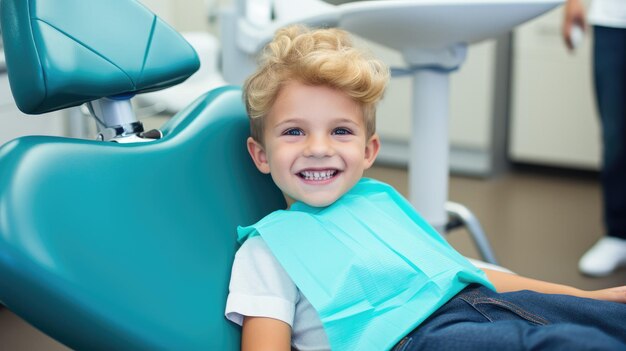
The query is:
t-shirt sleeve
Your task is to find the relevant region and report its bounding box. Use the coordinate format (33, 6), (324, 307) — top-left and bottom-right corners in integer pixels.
(225, 236), (299, 327)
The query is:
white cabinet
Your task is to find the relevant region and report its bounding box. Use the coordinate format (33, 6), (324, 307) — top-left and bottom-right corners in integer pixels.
(509, 3), (601, 170)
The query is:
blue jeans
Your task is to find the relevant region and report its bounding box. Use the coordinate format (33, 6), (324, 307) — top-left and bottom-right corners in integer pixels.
(593, 25), (626, 240)
(392, 285), (626, 351)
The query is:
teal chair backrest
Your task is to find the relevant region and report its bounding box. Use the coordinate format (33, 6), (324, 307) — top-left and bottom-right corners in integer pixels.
(0, 0), (285, 348)
(0, 86), (286, 349)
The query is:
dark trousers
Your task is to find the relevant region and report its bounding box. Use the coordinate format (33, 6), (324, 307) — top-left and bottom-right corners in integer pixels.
(393, 285), (626, 351)
(594, 25), (626, 239)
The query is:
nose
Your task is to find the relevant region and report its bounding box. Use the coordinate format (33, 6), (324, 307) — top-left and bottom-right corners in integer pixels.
(303, 134), (334, 158)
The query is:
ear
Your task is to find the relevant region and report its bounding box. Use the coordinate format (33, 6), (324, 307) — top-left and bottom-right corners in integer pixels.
(363, 133), (380, 170)
(247, 137), (271, 174)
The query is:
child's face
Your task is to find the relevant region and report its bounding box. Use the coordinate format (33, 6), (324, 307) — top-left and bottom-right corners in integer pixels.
(247, 81), (380, 207)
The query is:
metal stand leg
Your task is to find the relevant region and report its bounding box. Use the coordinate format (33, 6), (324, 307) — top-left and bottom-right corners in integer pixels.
(445, 201), (498, 265)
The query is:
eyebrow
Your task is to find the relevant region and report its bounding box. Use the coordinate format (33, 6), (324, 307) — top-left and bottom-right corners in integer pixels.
(273, 118), (306, 128)
(273, 117), (361, 128)
(333, 118), (360, 127)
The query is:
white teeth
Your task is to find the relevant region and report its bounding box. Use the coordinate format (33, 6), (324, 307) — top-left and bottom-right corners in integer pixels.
(300, 170), (337, 181)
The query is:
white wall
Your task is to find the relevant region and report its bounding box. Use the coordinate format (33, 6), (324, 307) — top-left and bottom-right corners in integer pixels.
(140, 0), (221, 33)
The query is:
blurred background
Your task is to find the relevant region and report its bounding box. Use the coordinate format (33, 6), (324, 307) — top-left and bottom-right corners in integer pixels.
(1, 0), (623, 349)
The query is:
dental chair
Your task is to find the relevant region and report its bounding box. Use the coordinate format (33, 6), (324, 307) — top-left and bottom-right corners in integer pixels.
(0, 0), (284, 349)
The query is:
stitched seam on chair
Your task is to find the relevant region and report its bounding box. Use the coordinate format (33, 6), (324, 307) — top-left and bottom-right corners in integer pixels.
(34, 18), (137, 88)
(137, 15), (157, 87)
(28, 1), (48, 112)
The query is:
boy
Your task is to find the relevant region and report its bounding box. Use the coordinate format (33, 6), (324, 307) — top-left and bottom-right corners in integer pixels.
(225, 25), (626, 350)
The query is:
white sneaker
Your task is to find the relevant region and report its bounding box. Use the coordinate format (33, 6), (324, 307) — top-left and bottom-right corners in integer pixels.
(578, 236), (626, 277)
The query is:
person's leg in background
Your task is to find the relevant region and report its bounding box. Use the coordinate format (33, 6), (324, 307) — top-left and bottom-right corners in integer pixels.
(579, 25), (626, 276)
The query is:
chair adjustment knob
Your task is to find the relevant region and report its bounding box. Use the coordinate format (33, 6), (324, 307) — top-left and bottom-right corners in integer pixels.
(140, 129), (163, 140)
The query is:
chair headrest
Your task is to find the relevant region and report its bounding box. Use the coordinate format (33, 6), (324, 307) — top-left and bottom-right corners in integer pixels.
(0, 0), (200, 114)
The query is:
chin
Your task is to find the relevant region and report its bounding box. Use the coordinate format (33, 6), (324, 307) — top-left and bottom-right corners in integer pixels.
(309, 200), (334, 208)
(298, 195), (338, 208)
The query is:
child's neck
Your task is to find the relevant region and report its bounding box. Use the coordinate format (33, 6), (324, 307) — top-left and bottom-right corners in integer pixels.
(284, 194), (296, 209)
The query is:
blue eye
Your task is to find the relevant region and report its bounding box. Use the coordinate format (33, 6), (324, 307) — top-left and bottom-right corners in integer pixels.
(283, 128), (303, 136)
(333, 128), (352, 135)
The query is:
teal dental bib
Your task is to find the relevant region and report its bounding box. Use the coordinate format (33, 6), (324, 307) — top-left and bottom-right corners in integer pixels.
(238, 178), (494, 350)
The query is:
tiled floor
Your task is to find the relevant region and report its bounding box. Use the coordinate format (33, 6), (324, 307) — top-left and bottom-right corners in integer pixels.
(1, 165), (624, 350)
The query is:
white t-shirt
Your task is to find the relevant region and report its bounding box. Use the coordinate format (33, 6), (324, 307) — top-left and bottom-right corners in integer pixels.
(225, 236), (331, 351)
(589, 0), (626, 28)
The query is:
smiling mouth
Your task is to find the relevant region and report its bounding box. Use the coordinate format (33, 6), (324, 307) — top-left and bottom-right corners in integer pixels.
(298, 169), (339, 181)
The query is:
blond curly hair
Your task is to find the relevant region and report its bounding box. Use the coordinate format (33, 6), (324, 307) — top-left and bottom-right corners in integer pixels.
(243, 25), (389, 144)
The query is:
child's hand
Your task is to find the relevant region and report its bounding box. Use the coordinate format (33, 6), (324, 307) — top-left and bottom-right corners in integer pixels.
(584, 286), (626, 303)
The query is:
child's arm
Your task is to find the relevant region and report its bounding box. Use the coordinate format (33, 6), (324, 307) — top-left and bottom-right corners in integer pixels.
(242, 316), (292, 351)
(482, 268), (626, 303)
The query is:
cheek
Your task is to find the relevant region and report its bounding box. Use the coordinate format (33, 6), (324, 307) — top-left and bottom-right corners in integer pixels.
(342, 145), (367, 163)
(268, 146), (296, 171)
